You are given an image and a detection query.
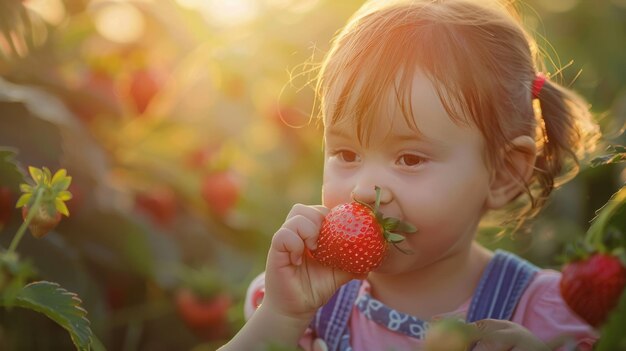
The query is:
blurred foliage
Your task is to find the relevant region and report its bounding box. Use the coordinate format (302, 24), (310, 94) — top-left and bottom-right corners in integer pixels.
(0, 0), (624, 349)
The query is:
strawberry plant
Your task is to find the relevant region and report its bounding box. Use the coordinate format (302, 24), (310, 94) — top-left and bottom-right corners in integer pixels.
(560, 253), (626, 327)
(559, 145), (626, 350)
(0, 152), (96, 351)
(173, 266), (232, 341)
(311, 186), (416, 274)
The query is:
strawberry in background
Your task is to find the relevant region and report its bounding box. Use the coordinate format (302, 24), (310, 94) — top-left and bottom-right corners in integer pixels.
(174, 266), (232, 341)
(127, 67), (163, 115)
(175, 288), (232, 340)
(134, 186), (178, 228)
(70, 68), (121, 124)
(201, 171), (239, 219)
(0, 186), (13, 232)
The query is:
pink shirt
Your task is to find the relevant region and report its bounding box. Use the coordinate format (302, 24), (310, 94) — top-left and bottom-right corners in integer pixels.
(244, 270), (597, 350)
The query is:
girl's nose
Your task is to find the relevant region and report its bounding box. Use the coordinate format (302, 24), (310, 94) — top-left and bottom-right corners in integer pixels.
(351, 184), (391, 206)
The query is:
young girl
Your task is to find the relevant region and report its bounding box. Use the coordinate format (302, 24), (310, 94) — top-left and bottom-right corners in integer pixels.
(220, 0), (601, 350)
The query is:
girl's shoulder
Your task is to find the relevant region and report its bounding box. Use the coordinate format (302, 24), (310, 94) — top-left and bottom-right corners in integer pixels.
(512, 269), (598, 348)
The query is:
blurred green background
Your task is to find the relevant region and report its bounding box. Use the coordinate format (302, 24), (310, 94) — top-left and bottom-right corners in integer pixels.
(0, 0), (624, 350)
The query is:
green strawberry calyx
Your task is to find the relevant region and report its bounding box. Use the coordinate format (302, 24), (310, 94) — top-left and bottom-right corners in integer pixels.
(16, 167), (73, 218)
(354, 186), (417, 254)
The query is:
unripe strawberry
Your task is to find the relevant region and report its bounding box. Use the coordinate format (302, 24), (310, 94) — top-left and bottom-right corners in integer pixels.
(15, 167), (72, 239)
(22, 206), (61, 238)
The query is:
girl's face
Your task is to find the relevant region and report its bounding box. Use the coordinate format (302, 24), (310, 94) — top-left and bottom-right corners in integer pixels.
(322, 70), (492, 274)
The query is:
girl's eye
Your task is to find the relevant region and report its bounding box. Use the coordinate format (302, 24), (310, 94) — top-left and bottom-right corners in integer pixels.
(398, 154), (425, 167)
(336, 150), (359, 163)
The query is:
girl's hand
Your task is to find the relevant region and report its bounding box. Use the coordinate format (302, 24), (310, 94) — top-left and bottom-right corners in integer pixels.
(470, 319), (550, 351)
(263, 204), (363, 322)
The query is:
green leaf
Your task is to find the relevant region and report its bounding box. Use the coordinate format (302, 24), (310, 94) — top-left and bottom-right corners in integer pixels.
(19, 183), (32, 193)
(15, 193), (31, 208)
(385, 232), (406, 243)
(586, 186), (626, 249)
(50, 169), (67, 185)
(28, 166), (44, 185)
(395, 221), (417, 234)
(595, 290), (626, 351)
(0, 148), (25, 189)
(7, 281), (93, 351)
(55, 198), (70, 216)
(382, 217), (399, 231)
(58, 190), (72, 201)
(590, 145), (626, 167)
(52, 176), (72, 192)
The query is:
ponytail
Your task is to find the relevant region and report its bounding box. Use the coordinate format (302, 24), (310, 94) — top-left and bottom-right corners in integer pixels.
(528, 77), (600, 218)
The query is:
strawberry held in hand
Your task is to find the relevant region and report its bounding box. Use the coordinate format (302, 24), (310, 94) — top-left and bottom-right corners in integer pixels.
(312, 186), (416, 274)
(560, 253), (626, 327)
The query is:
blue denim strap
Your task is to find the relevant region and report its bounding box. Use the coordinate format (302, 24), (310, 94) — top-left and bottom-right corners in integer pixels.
(311, 279), (362, 351)
(466, 249), (540, 322)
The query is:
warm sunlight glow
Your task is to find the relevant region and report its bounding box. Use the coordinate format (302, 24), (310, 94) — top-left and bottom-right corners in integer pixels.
(24, 0), (67, 26)
(540, 0), (581, 12)
(92, 2), (145, 44)
(176, 0), (260, 27)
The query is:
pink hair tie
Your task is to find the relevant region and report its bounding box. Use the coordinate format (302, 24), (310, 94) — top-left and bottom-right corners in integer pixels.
(532, 73), (547, 99)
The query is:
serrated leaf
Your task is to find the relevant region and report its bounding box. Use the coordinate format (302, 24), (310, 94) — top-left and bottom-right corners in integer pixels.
(9, 281), (93, 351)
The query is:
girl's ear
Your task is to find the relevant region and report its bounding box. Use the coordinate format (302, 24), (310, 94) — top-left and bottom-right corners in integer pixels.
(486, 135), (537, 210)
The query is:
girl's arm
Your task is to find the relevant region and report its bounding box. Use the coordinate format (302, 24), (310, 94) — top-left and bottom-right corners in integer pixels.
(219, 204), (360, 350)
(218, 303), (314, 351)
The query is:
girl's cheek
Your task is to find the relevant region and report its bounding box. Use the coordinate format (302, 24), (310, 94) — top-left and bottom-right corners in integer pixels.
(321, 180), (346, 209)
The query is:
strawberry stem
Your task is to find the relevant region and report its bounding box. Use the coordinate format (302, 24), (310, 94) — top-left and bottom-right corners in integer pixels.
(8, 188), (43, 254)
(374, 186), (382, 213)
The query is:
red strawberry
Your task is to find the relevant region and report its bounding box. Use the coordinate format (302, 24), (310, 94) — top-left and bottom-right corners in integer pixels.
(312, 186), (416, 274)
(174, 288), (231, 340)
(201, 171), (239, 218)
(560, 253), (626, 327)
(128, 68), (161, 115)
(0, 186), (13, 231)
(135, 187), (178, 228)
(21, 205), (61, 238)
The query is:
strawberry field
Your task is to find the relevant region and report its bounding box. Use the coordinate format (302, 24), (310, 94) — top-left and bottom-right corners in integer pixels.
(0, 1), (625, 350)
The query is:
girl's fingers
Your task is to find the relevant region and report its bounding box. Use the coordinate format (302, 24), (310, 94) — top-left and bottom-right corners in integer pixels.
(286, 204), (329, 227)
(270, 227), (305, 266)
(283, 215), (320, 251)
